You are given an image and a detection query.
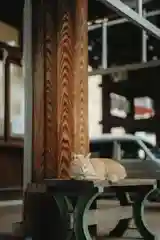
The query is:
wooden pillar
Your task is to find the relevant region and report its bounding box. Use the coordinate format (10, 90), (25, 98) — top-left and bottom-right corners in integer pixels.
(30, 0), (88, 181)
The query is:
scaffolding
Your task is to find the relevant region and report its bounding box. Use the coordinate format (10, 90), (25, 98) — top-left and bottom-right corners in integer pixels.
(89, 0), (160, 71)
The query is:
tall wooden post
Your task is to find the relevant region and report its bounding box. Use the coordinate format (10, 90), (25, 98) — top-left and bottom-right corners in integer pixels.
(23, 0), (32, 189)
(29, 0), (88, 181)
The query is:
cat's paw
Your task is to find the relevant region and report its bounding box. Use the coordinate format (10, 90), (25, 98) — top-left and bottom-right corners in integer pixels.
(108, 174), (120, 184)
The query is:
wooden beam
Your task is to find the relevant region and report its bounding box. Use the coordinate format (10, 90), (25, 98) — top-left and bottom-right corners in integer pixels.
(31, 0), (45, 181)
(31, 0), (88, 180)
(73, 0), (89, 155)
(23, 0), (32, 189)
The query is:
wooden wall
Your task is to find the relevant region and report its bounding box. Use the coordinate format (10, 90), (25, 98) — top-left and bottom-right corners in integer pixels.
(0, 145), (23, 188)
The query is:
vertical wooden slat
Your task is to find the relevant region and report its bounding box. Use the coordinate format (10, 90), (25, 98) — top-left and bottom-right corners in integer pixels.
(23, 0), (33, 189)
(56, 0), (77, 178)
(43, 0), (58, 178)
(32, 0), (45, 181)
(73, 0), (89, 155)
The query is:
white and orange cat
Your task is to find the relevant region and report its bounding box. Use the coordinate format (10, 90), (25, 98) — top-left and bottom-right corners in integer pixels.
(70, 153), (127, 183)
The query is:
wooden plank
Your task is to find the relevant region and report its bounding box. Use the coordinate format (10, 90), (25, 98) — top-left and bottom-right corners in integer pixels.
(23, 0), (32, 189)
(43, 0), (58, 179)
(32, 0), (45, 181)
(55, 0), (76, 178)
(73, 0), (89, 155)
(32, 0), (88, 180)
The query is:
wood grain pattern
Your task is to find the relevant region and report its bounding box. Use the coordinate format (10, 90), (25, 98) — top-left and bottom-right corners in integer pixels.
(32, 0), (88, 180)
(73, 0), (89, 155)
(44, 0), (58, 178)
(32, 0), (45, 181)
(56, 1), (75, 178)
(57, 0), (89, 178)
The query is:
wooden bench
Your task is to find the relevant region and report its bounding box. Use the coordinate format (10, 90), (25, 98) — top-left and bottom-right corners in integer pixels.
(15, 179), (160, 239)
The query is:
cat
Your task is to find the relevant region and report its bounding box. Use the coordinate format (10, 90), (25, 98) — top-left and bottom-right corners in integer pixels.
(70, 153), (127, 183)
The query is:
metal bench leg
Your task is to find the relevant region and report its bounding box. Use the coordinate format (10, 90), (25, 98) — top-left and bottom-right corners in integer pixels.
(73, 191), (133, 239)
(107, 190), (132, 237)
(109, 217), (132, 237)
(116, 191), (131, 206)
(133, 188), (160, 240)
(73, 191), (99, 240)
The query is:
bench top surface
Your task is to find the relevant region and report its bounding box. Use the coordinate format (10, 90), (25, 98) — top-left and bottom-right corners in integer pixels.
(26, 179), (158, 194)
(44, 178), (157, 188)
(94, 179), (157, 187)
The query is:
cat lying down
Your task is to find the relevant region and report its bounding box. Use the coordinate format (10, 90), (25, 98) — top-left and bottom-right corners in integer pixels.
(70, 153), (127, 183)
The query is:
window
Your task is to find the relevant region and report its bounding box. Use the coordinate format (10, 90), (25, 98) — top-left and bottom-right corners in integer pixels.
(119, 140), (142, 159)
(0, 43), (22, 143)
(90, 141), (114, 158)
(10, 63), (24, 137)
(0, 23), (22, 144)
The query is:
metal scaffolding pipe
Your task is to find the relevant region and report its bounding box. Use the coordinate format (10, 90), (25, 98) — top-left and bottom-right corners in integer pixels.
(102, 19), (108, 69)
(88, 10), (160, 31)
(88, 59), (160, 76)
(137, 0), (147, 62)
(97, 0), (160, 39)
(142, 10), (147, 62)
(137, 0), (143, 16)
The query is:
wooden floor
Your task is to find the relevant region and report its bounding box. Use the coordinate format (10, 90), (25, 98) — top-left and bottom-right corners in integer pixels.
(0, 199), (159, 239)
